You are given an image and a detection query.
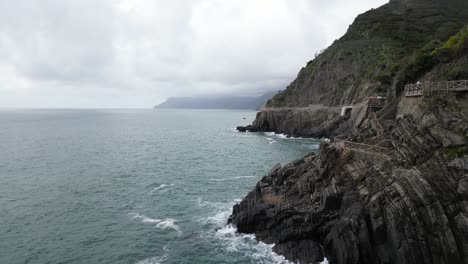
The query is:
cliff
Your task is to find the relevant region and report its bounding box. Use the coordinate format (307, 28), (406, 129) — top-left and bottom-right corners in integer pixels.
(230, 0), (468, 263)
(230, 95), (468, 264)
(237, 0), (468, 137)
(267, 0), (468, 108)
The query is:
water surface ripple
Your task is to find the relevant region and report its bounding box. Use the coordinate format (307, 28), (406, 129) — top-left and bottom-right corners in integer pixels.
(0, 109), (321, 264)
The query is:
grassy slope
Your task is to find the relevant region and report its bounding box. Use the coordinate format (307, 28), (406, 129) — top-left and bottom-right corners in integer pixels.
(267, 0), (468, 107)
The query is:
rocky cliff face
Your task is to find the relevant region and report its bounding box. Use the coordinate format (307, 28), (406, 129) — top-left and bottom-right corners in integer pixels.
(266, 0), (468, 108)
(231, 1), (468, 263)
(238, 0), (468, 138)
(245, 107), (344, 138)
(229, 95), (468, 264)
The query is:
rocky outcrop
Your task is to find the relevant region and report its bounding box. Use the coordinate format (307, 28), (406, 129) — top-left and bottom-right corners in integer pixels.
(230, 1), (468, 263)
(236, 107), (344, 138)
(229, 96), (468, 264)
(238, 0), (468, 138)
(236, 103), (369, 138)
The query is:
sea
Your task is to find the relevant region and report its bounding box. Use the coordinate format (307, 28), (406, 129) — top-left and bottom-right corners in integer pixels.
(0, 109), (323, 264)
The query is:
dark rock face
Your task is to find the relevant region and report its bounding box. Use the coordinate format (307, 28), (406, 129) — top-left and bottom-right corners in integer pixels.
(236, 125), (251, 132)
(244, 107), (346, 138)
(229, 97), (468, 264)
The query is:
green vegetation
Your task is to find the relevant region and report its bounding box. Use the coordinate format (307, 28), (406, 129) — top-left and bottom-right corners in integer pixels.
(442, 146), (468, 158)
(433, 26), (468, 58)
(267, 0), (468, 107)
(398, 26), (468, 91)
(448, 64), (468, 80)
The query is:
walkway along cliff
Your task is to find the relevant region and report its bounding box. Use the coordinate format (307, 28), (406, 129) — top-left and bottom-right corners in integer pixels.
(230, 0), (468, 263)
(230, 93), (468, 264)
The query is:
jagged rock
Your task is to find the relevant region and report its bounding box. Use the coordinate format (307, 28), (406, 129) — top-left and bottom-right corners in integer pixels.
(229, 97), (468, 264)
(236, 125), (252, 132)
(247, 107), (345, 138)
(229, 1), (468, 263)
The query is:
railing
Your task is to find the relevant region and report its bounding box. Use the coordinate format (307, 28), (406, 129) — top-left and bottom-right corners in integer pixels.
(404, 84), (424, 97)
(404, 80), (468, 97)
(334, 137), (389, 156)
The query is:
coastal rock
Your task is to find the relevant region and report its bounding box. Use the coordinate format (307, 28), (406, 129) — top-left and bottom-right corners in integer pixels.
(236, 125), (252, 132)
(230, 1), (468, 263)
(247, 107), (345, 138)
(229, 97), (468, 264)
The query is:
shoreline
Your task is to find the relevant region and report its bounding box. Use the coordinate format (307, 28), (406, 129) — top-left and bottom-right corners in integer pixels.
(229, 94), (468, 264)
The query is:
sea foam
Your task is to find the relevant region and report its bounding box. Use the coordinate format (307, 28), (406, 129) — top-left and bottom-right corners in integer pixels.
(129, 213), (181, 234)
(264, 132), (303, 140)
(149, 184), (174, 195)
(198, 200), (292, 264)
(199, 199), (330, 264)
(135, 255), (167, 264)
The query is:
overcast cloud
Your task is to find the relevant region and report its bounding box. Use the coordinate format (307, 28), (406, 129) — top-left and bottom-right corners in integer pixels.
(0, 0), (388, 108)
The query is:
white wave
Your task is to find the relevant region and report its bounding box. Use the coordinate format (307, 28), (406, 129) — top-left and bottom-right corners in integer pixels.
(129, 213), (181, 234)
(149, 184), (174, 195)
(321, 258), (329, 264)
(198, 200), (294, 264)
(155, 219), (181, 233)
(264, 132), (304, 140)
(276, 133), (304, 140)
(275, 133), (289, 139)
(214, 224), (293, 264)
(202, 209), (233, 225)
(135, 255), (167, 264)
(208, 176), (257, 182)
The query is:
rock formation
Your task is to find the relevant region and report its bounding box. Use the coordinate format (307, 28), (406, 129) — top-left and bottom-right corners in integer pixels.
(230, 0), (468, 263)
(230, 95), (468, 264)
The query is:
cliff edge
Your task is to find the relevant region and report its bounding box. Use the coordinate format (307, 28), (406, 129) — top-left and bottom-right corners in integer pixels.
(230, 0), (468, 263)
(230, 95), (468, 264)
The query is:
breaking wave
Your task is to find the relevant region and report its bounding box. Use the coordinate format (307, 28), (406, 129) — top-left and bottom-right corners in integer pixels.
(264, 132), (303, 140)
(129, 213), (181, 234)
(198, 199), (330, 264)
(149, 184), (175, 195)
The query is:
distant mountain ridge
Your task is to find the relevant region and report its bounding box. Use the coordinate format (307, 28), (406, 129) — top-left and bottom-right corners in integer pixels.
(154, 91), (279, 110)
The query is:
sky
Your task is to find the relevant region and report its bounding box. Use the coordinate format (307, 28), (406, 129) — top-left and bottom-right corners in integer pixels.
(0, 0), (388, 108)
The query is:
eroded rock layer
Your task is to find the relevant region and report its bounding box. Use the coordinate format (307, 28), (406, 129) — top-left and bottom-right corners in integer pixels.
(229, 96), (468, 264)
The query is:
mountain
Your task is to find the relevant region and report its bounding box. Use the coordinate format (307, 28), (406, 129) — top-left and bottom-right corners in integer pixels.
(231, 0), (468, 264)
(154, 91), (279, 110)
(265, 0), (468, 108)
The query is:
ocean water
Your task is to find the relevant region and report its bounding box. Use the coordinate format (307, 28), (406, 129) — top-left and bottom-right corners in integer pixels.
(0, 109), (322, 264)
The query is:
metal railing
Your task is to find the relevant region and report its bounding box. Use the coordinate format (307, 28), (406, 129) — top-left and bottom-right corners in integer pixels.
(404, 80), (468, 97)
(334, 137), (389, 156)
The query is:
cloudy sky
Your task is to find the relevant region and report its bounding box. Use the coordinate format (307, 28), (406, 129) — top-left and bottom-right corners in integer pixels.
(0, 0), (387, 108)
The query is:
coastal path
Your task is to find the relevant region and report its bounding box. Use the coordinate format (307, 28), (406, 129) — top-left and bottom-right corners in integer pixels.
(333, 137), (389, 157)
(404, 80), (468, 97)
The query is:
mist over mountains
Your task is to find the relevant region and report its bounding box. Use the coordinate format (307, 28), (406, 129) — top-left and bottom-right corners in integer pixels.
(154, 91), (279, 110)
